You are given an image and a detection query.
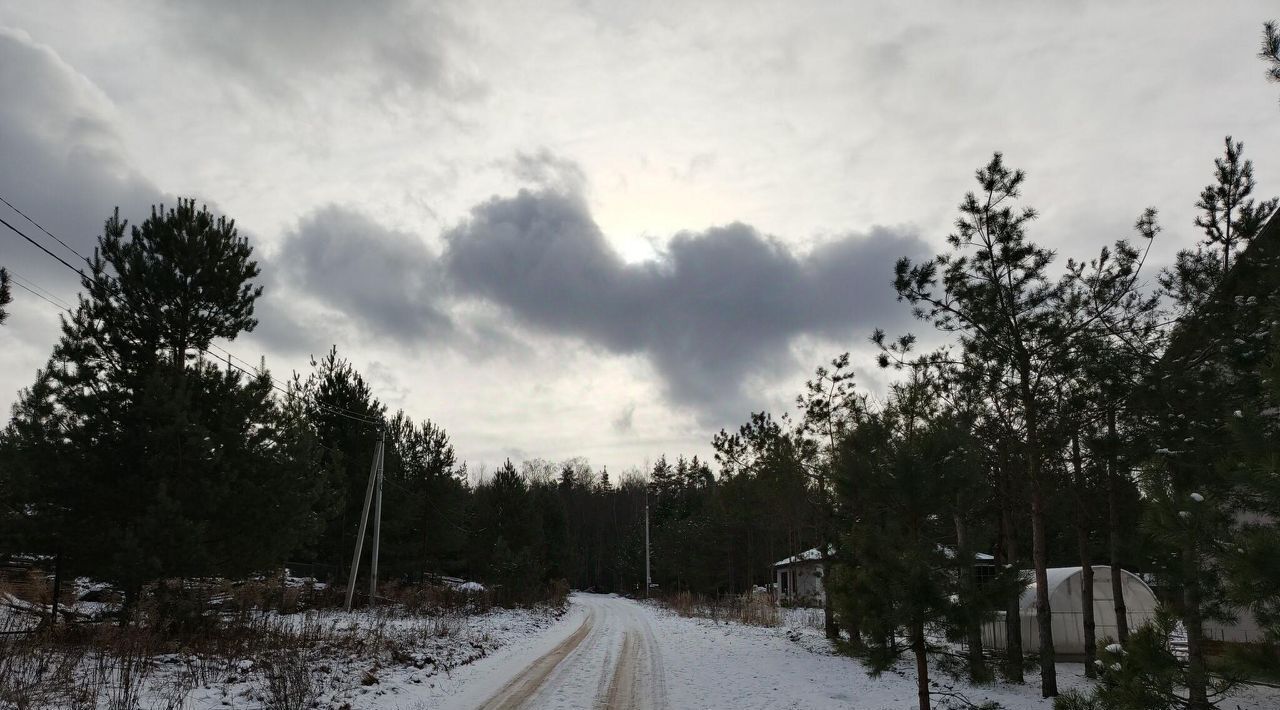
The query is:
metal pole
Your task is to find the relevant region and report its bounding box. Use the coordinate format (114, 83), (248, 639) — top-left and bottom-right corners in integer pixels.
(345, 434), (384, 611)
(369, 432), (385, 608)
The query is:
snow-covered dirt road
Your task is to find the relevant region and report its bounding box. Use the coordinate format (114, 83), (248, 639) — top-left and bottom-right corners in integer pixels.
(460, 593), (667, 709)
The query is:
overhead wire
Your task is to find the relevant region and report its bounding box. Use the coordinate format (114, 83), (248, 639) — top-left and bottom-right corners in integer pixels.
(1, 193), (384, 430)
(202, 345), (383, 427)
(1, 215), (88, 277)
(7, 269), (74, 311)
(8, 276), (70, 315)
(0, 194), (90, 265)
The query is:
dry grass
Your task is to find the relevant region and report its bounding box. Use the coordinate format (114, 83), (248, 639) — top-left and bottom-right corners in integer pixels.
(257, 650), (321, 710)
(658, 590), (782, 627)
(0, 572), (550, 709)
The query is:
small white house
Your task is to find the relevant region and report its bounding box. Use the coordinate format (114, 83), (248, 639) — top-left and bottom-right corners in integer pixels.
(774, 546), (996, 608)
(774, 548), (828, 606)
(982, 565), (1160, 655)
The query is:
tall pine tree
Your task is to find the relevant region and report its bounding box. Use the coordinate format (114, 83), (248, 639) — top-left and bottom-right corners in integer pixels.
(1, 201), (323, 612)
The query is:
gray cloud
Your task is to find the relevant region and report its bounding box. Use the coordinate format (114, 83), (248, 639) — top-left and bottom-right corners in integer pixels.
(0, 27), (170, 409)
(443, 189), (926, 420)
(508, 149), (589, 195)
(0, 27), (163, 287)
(276, 187), (925, 421)
(272, 205), (454, 346)
(165, 0), (482, 104)
(612, 403), (637, 433)
(0, 19), (925, 424)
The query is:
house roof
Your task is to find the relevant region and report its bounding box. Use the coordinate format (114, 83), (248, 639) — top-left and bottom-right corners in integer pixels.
(773, 547), (831, 567)
(939, 544), (995, 562)
(773, 545), (995, 568)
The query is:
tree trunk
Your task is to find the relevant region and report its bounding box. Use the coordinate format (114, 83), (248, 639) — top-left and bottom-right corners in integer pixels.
(913, 620), (931, 710)
(120, 583), (140, 627)
(955, 512), (986, 682)
(998, 444), (1024, 683)
(1071, 435), (1097, 678)
(1183, 542), (1210, 710)
(1023, 375), (1056, 698)
(1031, 480), (1057, 697)
(1106, 407), (1129, 643)
(818, 466), (840, 640)
(821, 556), (838, 638)
(49, 550), (63, 627)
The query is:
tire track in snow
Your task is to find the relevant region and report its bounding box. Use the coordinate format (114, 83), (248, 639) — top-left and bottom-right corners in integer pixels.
(475, 594), (668, 710)
(476, 610), (594, 710)
(603, 630), (639, 708)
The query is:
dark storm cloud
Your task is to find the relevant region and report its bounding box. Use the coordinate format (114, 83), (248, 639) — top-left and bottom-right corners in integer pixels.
(442, 189), (927, 419)
(274, 188), (924, 420)
(0, 27), (163, 287)
(167, 0), (483, 103)
(273, 206), (454, 346)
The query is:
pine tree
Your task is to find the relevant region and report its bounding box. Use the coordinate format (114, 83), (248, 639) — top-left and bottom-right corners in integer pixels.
(471, 459), (545, 602)
(0, 267), (11, 325)
(293, 347), (386, 575)
(1140, 146), (1279, 709)
(381, 412), (465, 580)
(833, 370), (1013, 710)
(1192, 137), (1277, 275)
(797, 353), (862, 641)
(714, 411), (815, 593)
(1056, 219), (1165, 675)
(1, 201), (321, 612)
(1222, 307), (1280, 639)
(891, 155), (1156, 696)
(1261, 21), (1280, 102)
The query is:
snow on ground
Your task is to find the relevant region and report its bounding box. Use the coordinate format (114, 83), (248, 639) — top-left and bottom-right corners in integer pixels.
(414, 593), (1280, 710)
(652, 602), (1280, 710)
(9, 592), (1279, 709)
(1, 601), (566, 709)
(177, 605), (567, 709)
(654, 602), (1093, 709)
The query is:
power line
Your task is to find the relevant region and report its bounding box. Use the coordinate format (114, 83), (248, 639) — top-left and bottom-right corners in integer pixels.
(1, 216), (89, 279)
(7, 270), (74, 311)
(199, 346), (383, 428)
(9, 277), (69, 314)
(0, 194), (90, 265)
(204, 343), (383, 427)
(2, 193), (383, 430)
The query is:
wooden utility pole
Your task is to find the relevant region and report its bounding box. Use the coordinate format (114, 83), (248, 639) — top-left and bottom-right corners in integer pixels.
(345, 430), (385, 611)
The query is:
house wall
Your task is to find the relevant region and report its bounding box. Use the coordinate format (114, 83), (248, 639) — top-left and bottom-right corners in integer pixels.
(776, 562), (825, 607)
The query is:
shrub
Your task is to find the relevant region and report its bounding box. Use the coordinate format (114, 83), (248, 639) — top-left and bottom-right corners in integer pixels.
(258, 651), (319, 710)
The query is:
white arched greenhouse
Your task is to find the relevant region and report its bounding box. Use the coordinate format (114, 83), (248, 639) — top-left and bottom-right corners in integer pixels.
(981, 566), (1159, 655)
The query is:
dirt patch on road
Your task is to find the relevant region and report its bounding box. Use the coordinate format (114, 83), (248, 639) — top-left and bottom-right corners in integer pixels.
(602, 629), (640, 708)
(477, 611), (593, 709)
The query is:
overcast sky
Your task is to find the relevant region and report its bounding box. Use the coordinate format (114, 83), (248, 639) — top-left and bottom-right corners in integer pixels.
(2, 1), (1278, 476)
